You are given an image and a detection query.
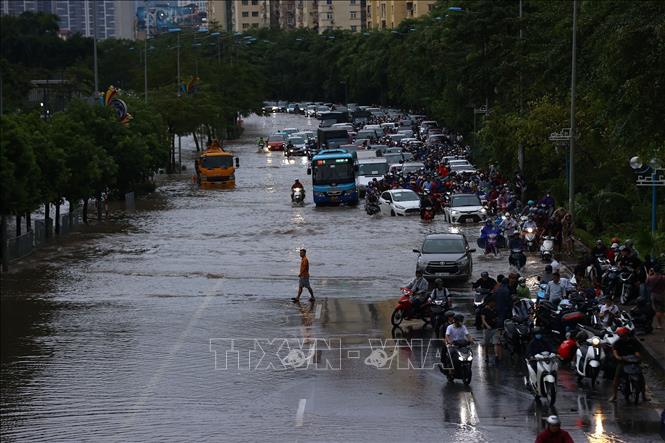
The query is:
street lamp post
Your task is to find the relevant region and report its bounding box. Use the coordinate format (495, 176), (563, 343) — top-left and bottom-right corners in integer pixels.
(569, 0), (579, 220)
(144, 0), (148, 103)
(629, 156), (664, 238)
(169, 28), (182, 96)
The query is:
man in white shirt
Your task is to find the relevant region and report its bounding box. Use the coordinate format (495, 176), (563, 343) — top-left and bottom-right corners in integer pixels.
(545, 272), (566, 305)
(599, 297), (620, 327)
(445, 314), (473, 345)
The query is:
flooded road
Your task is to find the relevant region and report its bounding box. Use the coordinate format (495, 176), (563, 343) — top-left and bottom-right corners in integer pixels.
(1, 114), (663, 442)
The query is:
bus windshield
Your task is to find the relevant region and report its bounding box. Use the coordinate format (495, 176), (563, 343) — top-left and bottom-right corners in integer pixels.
(313, 158), (355, 185)
(358, 163), (388, 176)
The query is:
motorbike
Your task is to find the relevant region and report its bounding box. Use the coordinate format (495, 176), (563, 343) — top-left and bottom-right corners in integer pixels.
(439, 340), (473, 385)
(618, 355), (646, 404)
(291, 187), (305, 206)
(574, 335), (604, 387)
(595, 253), (611, 274)
(630, 291), (655, 335)
(525, 351), (559, 405)
(522, 227), (538, 252)
(540, 236), (554, 262)
(601, 266), (621, 300)
(390, 288), (431, 326)
(618, 269), (636, 305)
(509, 248), (527, 270)
(535, 300), (586, 340)
(430, 298), (451, 338)
(365, 199), (380, 215)
(421, 205), (435, 221)
(503, 299), (533, 357)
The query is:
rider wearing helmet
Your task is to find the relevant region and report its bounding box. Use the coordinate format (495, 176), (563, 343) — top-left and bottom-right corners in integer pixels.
(430, 278), (450, 308)
(608, 327), (647, 402)
(291, 179), (304, 201)
(535, 415), (574, 443)
(526, 327), (554, 370)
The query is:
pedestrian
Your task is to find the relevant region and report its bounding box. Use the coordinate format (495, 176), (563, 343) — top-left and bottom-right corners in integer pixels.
(535, 415), (574, 443)
(292, 249), (314, 303)
(646, 266), (665, 329)
(545, 272), (566, 306)
(493, 277), (512, 362)
(481, 296), (500, 362)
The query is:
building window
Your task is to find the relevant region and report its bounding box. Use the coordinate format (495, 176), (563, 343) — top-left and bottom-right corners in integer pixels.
(326, 12), (332, 19)
(428, 4), (434, 11)
(350, 0), (356, 4)
(242, 23), (249, 29)
(350, 11), (357, 19)
(241, 0), (248, 5)
(326, 0), (332, 4)
(252, 11), (258, 17)
(350, 25), (357, 32)
(251, 0), (259, 5)
(242, 11), (249, 17)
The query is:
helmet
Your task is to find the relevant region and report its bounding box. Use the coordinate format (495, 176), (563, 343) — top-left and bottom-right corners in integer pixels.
(295, 178), (300, 181)
(518, 277), (526, 284)
(444, 310), (455, 318)
(596, 240), (603, 245)
(625, 239), (634, 247)
(619, 245), (627, 251)
(527, 200), (535, 206)
(611, 243), (619, 249)
(611, 236), (621, 244)
(481, 271), (489, 278)
(454, 313), (464, 322)
(505, 212), (510, 217)
(615, 326), (630, 337)
(559, 299), (573, 309)
(546, 415), (561, 426)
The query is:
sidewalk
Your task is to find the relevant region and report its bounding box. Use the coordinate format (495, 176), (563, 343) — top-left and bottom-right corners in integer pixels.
(636, 329), (665, 379)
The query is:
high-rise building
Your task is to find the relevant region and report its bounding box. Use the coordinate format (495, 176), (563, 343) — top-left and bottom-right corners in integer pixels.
(316, 0), (364, 33)
(1, 0), (135, 39)
(207, 0), (231, 31)
(368, 0), (435, 30)
(231, 0), (270, 32)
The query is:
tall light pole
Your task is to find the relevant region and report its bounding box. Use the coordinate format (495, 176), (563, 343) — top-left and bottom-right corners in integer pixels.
(92, 0), (99, 95)
(569, 0), (578, 219)
(518, 0), (524, 178)
(144, 0), (148, 104)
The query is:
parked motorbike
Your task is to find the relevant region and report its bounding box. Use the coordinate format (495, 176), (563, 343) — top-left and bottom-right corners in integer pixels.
(618, 269), (636, 305)
(618, 355), (646, 404)
(630, 292), (655, 335)
(574, 335), (604, 387)
(291, 187), (305, 206)
(439, 340), (473, 385)
(540, 236), (554, 262)
(525, 351), (559, 405)
(390, 288), (431, 326)
(535, 300), (586, 340)
(503, 299), (533, 357)
(602, 266), (621, 300)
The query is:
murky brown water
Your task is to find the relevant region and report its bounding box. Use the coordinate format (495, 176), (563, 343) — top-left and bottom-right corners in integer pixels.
(2, 114), (662, 442)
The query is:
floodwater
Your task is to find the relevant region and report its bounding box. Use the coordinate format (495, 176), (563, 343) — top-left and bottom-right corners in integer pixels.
(1, 114), (663, 442)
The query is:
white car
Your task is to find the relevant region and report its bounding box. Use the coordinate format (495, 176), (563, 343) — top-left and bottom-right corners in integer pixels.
(449, 164), (478, 174)
(378, 189), (421, 216)
(444, 193), (487, 223)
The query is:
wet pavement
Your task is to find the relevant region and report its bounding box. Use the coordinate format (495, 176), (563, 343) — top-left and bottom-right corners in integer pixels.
(1, 114), (663, 442)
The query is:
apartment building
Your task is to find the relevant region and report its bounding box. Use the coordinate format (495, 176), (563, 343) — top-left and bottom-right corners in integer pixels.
(231, 0), (270, 31)
(207, 0), (231, 31)
(316, 0), (364, 33)
(369, 0), (436, 30)
(1, 0), (135, 39)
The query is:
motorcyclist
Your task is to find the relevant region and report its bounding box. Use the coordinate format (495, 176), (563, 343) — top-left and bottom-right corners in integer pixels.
(480, 220), (495, 239)
(500, 213), (518, 237)
(599, 296), (620, 327)
(535, 415), (574, 443)
(420, 190), (435, 218)
(257, 136), (265, 149)
(473, 272), (497, 292)
(522, 215), (538, 231)
(592, 240), (608, 257)
(430, 278), (451, 308)
(406, 270), (429, 309)
(526, 327), (554, 371)
(445, 314), (474, 346)
(516, 277), (531, 299)
(285, 139), (294, 154)
(539, 192), (555, 209)
(608, 327), (649, 402)
(291, 179), (304, 202)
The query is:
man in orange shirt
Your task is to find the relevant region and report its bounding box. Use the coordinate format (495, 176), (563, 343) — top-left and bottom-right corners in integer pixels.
(292, 249), (314, 303)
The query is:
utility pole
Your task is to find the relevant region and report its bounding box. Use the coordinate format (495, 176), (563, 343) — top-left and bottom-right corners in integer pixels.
(144, 0), (148, 104)
(92, 0), (99, 96)
(177, 32), (181, 96)
(518, 0), (524, 173)
(569, 0), (578, 219)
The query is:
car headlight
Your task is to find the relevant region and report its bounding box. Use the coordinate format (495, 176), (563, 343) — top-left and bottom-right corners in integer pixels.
(451, 210), (459, 214)
(458, 356), (465, 361)
(467, 355), (473, 361)
(457, 257), (469, 265)
(395, 204), (404, 209)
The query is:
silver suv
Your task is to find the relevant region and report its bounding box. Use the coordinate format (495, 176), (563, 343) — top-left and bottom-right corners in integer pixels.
(413, 233), (475, 282)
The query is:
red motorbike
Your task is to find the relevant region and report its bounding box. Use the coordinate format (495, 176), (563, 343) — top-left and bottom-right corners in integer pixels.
(391, 288), (432, 326)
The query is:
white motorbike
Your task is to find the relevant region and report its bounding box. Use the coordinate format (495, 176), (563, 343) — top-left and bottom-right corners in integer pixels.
(291, 187), (305, 206)
(540, 236), (554, 262)
(525, 352), (559, 405)
(522, 227), (537, 252)
(574, 335), (604, 387)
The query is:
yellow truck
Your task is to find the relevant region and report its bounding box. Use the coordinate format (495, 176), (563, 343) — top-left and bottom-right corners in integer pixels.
(195, 140), (239, 187)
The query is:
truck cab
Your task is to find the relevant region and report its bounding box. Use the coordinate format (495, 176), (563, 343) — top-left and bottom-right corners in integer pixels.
(195, 140), (238, 187)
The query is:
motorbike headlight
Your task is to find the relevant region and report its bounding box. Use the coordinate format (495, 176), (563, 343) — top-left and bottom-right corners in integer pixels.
(467, 355), (473, 361)
(591, 337), (600, 346)
(527, 228), (534, 233)
(458, 356), (465, 361)
(480, 208), (487, 213)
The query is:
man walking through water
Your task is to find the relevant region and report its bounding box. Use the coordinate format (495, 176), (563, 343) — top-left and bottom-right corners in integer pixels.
(293, 249), (314, 303)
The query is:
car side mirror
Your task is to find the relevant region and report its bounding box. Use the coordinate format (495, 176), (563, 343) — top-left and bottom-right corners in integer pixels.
(412, 249), (420, 254)
(235, 158), (240, 168)
(307, 168), (312, 175)
(468, 248), (476, 253)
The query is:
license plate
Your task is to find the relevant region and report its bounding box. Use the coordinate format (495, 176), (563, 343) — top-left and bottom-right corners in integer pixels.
(330, 196), (338, 201)
(435, 272), (448, 276)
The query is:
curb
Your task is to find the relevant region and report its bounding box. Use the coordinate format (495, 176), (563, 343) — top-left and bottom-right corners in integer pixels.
(636, 335), (665, 380)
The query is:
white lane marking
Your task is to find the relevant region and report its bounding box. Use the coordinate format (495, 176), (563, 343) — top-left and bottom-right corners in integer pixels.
(295, 398), (307, 427)
(315, 304), (322, 320)
(125, 280), (223, 423)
